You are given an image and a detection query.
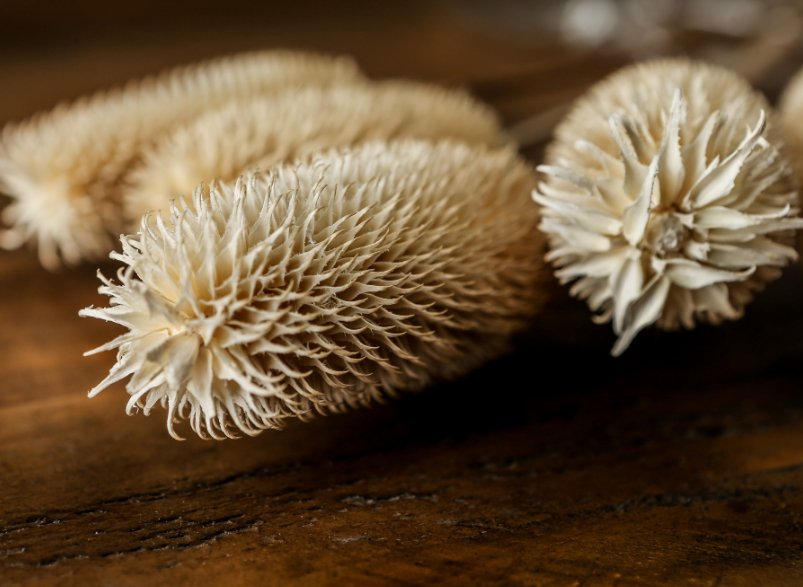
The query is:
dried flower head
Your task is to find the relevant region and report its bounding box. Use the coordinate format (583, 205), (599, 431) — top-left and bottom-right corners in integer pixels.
(123, 80), (506, 225)
(81, 140), (544, 439)
(535, 59), (803, 356)
(0, 50), (363, 269)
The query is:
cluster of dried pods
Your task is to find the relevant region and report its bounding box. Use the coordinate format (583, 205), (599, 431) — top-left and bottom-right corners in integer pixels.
(1, 50), (802, 439)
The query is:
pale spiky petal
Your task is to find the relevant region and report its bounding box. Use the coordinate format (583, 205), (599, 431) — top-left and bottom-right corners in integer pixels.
(122, 80), (506, 225)
(535, 59), (803, 356)
(0, 51), (363, 269)
(81, 140), (544, 440)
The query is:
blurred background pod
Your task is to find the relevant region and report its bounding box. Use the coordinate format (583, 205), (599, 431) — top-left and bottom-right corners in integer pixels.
(0, 50), (364, 269)
(122, 80), (508, 227)
(779, 66), (803, 185)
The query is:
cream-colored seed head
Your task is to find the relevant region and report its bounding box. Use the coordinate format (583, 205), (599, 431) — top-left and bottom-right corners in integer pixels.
(0, 50), (363, 269)
(122, 81), (506, 226)
(535, 59), (803, 356)
(780, 66), (803, 184)
(81, 140), (544, 440)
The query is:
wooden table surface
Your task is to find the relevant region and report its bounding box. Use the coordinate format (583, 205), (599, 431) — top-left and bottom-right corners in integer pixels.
(2, 3), (803, 585)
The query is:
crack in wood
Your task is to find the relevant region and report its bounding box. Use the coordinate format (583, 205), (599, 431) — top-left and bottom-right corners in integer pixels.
(5, 516), (263, 569)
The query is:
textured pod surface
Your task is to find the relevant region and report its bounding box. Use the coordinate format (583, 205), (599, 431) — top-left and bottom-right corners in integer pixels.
(0, 50), (363, 268)
(122, 80), (506, 225)
(81, 140), (544, 439)
(535, 59), (803, 356)
(780, 66), (803, 184)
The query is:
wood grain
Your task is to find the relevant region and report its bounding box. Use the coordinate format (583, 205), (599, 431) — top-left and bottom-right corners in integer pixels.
(2, 3), (803, 585)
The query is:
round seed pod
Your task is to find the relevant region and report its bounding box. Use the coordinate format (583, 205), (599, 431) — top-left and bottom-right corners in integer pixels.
(81, 140), (544, 440)
(0, 50), (363, 269)
(534, 59), (803, 356)
(122, 80), (506, 226)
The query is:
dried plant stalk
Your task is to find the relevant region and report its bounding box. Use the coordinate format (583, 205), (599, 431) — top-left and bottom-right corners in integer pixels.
(81, 140), (544, 439)
(123, 81), (506, 225)
(535, 59), (803, 356)
(0, 50), (363, 269)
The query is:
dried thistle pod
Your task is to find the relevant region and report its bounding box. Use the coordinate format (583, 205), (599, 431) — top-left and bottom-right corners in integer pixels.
(535, 59), (803, 356)
(780, 66), (803, 183)
(81, 140), (544, 439)
(0, 50), (363, 269)
(123, 81), (506, 226)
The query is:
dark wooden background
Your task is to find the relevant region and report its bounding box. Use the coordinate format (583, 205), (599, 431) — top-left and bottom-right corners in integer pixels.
(2, 2), (803, 585)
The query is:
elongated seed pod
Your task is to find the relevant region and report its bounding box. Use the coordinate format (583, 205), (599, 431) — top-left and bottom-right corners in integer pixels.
(81, 140), (544, 440)
(122, 81), (507, 225)
(0, 50), (363, 269)
(535, 59), (803, 356)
